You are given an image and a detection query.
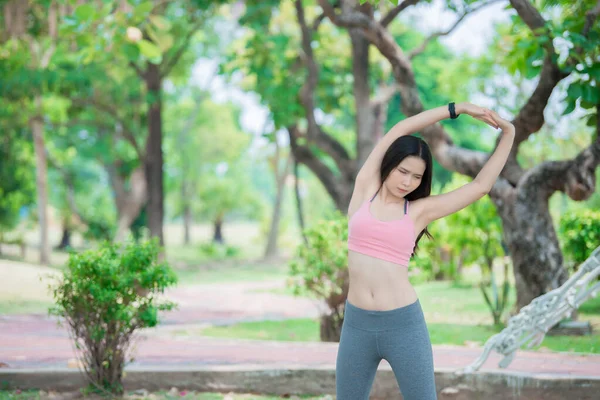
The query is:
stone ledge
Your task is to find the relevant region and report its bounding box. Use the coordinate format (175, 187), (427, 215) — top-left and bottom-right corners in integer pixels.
(1, 366), (599, 400)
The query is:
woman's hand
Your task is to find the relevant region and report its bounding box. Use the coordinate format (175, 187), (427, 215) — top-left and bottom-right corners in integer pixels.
(488, 109), (515, 133)
(457, 102), (499, 129)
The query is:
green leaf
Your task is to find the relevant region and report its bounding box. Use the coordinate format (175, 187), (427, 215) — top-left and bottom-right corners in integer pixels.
(581, 85), (600, 104)
(74, 4), (96, 22)
(580, 100), (596, 110)
(149, 15), (172, 31)
(137, 39), (162, 59)
(156, 34), (174, 52)
(586, 114), (597, 128)
(567, 82), (584, 100)
(585, 64), (600, 81)
(134, 1), (154, 18)
(562, 99), (576, 115)
(122, 43), (141, 61)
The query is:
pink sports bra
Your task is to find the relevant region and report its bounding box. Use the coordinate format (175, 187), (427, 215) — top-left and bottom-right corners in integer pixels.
(347, 192), (416, 266)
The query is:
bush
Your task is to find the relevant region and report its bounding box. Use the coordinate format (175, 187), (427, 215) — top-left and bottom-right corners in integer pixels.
(559, 209), (600, 271)
(288, 210), (348, 342)
(49, 239), (178, 395)
(199, 241), (241, 260)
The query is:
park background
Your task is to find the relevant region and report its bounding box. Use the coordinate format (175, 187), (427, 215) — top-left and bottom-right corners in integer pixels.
(1, 0), (599, 398)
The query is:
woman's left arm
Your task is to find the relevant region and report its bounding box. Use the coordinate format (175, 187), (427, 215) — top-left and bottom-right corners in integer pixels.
(418, 108), (515, 225)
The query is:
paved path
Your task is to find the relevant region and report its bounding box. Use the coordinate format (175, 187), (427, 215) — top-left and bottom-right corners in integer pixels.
(2, 279), (600, 379)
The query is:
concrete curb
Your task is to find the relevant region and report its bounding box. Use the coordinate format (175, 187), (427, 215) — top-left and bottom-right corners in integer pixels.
(2, 365), (600, 400)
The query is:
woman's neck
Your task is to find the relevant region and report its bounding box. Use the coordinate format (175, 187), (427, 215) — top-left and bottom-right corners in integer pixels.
(379, 185), (405, 205)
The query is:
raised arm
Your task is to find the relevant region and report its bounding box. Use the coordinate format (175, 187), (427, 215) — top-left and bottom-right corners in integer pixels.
(350, 103), (498, 213)
(418, 108), (515, 225)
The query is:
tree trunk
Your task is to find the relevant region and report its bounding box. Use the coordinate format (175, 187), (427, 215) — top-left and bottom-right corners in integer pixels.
(107, 165), (147, 242)
(57, 225), (71, 250)
(493, 189), (569, 311)
(349, 18), (374, 169)
(144, 62), (165, 245)
(293, 158), (308, 245)
(182, 178), (192, 245)
(31, 97), (50, 265)
(183, 204), (192, 245)
(213, 215), (224, 244)
(265, 153), (292, 259)
(320, 308), (344, 342)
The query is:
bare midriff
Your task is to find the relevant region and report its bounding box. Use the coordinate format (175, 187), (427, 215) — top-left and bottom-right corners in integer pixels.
(347, 250), (418, 311)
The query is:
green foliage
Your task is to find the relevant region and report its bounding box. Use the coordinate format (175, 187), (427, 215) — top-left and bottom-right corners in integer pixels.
(198, 242), (241, 259)
(195, 161), (265, 226)
(411, 174), (504, 282)
(479, 261), (511, 326)
(288, 211), (348, 308)
(491, 0), (599, 127)
(0, 130), (35, 232)
(559, 209), (600, 270)
(49, 239), (178, 394)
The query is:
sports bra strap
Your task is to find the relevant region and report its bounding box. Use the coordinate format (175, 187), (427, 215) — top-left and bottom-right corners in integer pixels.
(370, 189), (409, 214)
(370, 188), (380, 202)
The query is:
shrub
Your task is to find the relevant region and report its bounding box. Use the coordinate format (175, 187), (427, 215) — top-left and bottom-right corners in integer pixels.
(560, 209), (600, 271)
(199, 241), (241, 260)
(479, 260), (511, 326)
(288, 210), (348, 342)
(49, 239), (177, 395)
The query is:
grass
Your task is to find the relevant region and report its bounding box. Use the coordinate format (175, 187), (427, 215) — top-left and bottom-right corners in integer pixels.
(0, 391), (332, 400)
(0, 299), (52, 315)
(200, 317), (600, 354)
(200, 279), (600, 355)
(199, 318), (321, 342)
(173, 261), (289, 285)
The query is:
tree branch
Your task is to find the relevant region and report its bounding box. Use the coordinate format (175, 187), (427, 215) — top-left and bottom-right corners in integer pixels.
(296, 0), (319, 139)
(508, 0), (556, 55)
(45, 151), (85, 223)
(71, 97), (144, 161)
(129, 61), (146, 80)
(583, 0), (600, 37)
(160, 18), (203, 78)
(511, 56), (566, 150)
(288, 126), (345, 210)
(318, 0), (507, 184)
(380, 0), (421, 27)
(509, 0), (546, 30)
(409, 0), (502, 59)
(520, 134), (600, 203)
(295, 0), (352, 175)
(369, 83), (399, 107)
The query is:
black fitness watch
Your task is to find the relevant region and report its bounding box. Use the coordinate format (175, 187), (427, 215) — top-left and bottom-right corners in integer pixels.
(448, 102), (459, 119)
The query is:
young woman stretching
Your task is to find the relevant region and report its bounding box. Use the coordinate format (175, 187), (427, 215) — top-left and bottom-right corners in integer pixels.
(336, 102), (515, 399)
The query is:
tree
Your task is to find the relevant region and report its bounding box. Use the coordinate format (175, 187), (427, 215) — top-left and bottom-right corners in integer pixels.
(0, 127), (35, 237)
(163, 88), (250, 244)
(223, 0), (506, 339)
(196, 162), (263, 244)
(60, 0), (231, 245)
(0, 0), (69, 264)
(312, 0), (600, 311)
(264, 132), (293, 259)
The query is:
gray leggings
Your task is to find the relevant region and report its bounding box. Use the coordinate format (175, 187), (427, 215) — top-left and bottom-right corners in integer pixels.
(335, 299), (437, 399)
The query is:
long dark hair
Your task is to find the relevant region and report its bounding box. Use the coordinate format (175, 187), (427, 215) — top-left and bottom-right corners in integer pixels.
(379, 135), (433, 255)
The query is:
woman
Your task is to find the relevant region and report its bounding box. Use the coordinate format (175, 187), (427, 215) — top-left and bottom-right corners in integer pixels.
(336, 102), (515, 399)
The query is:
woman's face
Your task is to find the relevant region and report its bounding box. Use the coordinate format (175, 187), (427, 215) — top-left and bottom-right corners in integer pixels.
(385, 156), (426, 197)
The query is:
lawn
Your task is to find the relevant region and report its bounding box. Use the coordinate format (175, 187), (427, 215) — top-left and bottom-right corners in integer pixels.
(200, 280), (600, 354)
